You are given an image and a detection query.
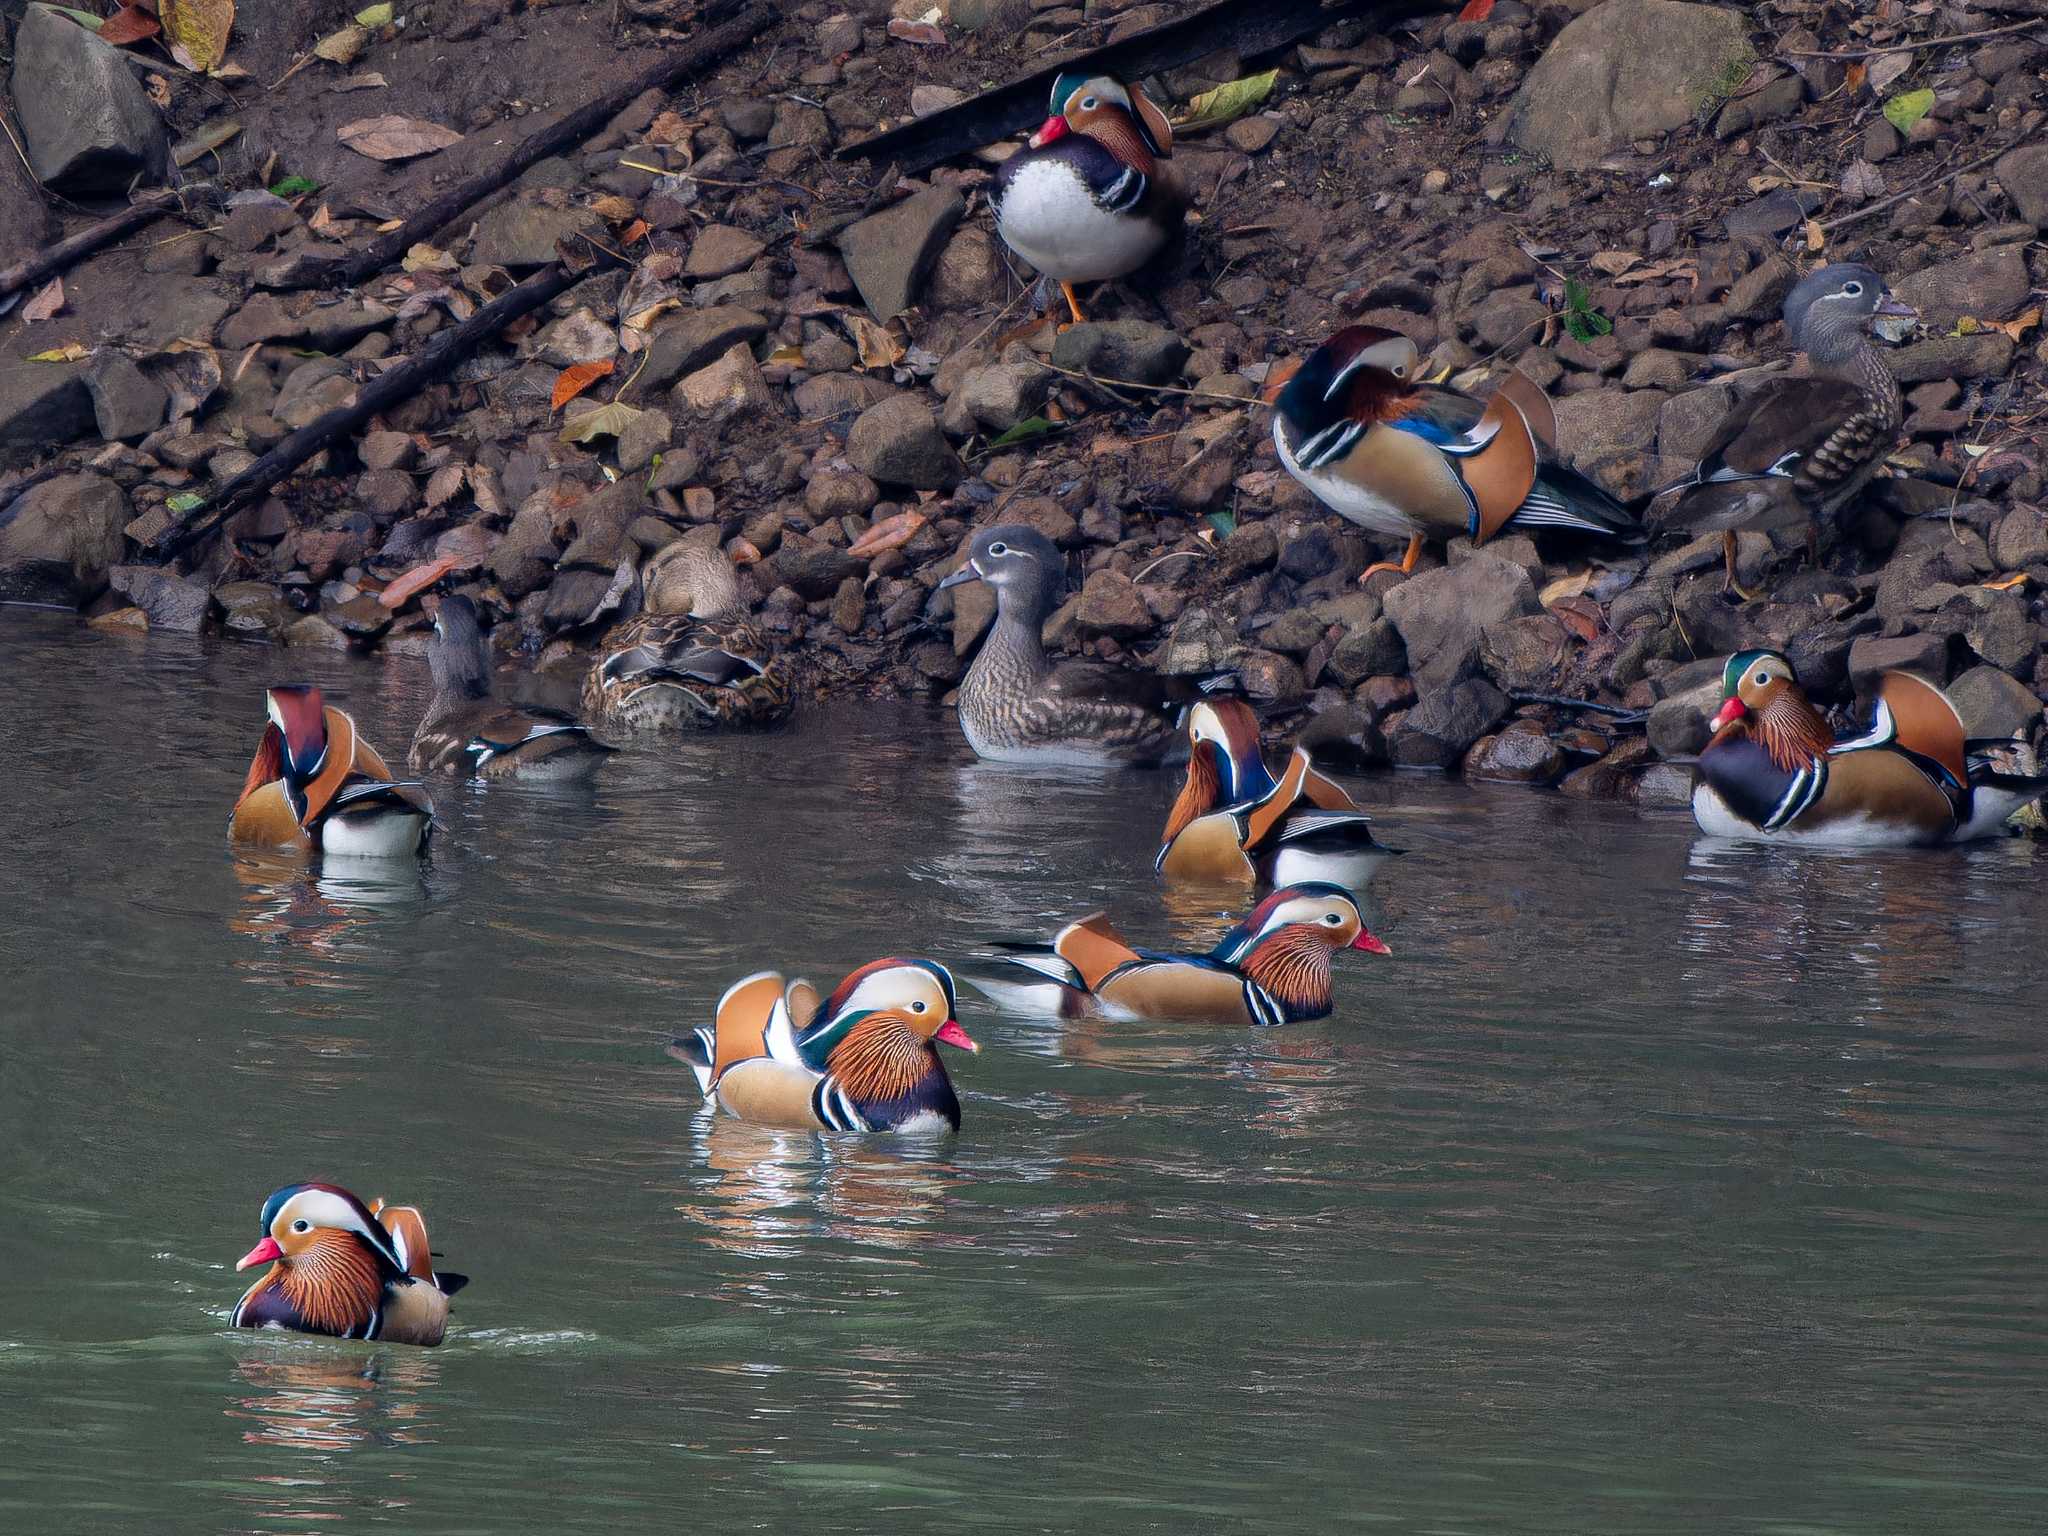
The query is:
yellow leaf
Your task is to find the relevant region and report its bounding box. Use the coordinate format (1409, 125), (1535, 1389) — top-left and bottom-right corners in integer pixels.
(27, 343), (88, 363)
(1804, 218), (1824, 253)
(765, 343), (806, 366)
(161, 0), (234, 73)
(401, 242), (457, 272)
(559, 401), (650, 445)
(846, 314), (905, 370)
(1176, 69), (1279, 133)
(313, 23), (368, 65)
(355, 2), (393, 24)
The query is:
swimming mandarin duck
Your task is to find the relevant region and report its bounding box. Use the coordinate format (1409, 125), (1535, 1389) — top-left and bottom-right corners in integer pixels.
(1693, 649), (2048, 845)
(1159, 697), (1401, 887)
(938, 523), (1234, 766)
(992, 72), (1183, 326)
(230, 685), (434, 857)
(581, 530), (793, 735)
(1269, 327), (1640, 582)
(1644, 263), (1912, 599)
(231, 1183), (468, 1346)
(669, 960), (978, 1133)
(983, 883), (1389, 1027)
(410, 596), (612, 780)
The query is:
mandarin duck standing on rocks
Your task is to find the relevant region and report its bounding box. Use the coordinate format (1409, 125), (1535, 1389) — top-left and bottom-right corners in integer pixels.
(1693, 649), (2048, 845)
(979, 883), (1389, 1027)
(938, 523), (1234, 766)
(1644, 263), (1914, 600)
(230, 686), (434, 857)
(669, 961), (978, 1134)
(992, 72), (1184, 326)
(411, 596), (613, 781)
(1159, 697), (1401, 888)
(1269, 326), (1641, 582)
(581, 529), (793, 735)
(232, 1183), (468, 1346)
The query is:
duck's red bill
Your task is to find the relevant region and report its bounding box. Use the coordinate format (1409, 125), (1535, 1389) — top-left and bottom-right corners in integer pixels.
(935, 1019), (979, 1053)
(236, 1236), (283, 1271)
(1712, 697), (1747, 729)
(1351, 931), (1392, 955)
(1029, 115), (1070, 149)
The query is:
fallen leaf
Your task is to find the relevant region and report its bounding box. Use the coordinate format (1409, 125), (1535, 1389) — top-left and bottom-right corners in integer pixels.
(1177, 69), (1280, 132)
(378, 555), (463, 611)
(847, 510), (926, 558)
(1867, 51), (1911, 95)
(160, 0), (233, 72)
(401, 241), (457, 272)
(1843, 60), (1867, 94)
(765, 343), (806, 366)
(886, 17), (946, 44)
(423, 464), (467, 509)
(165, 490), (207, 513)
(1538, 570), (1594, 606)
(333, 71), (386, 92)
(1997, 306), (2041, 343)
(552, 358), (615, 411)
(1841, 159), (1887, 202)
(467, 465), (504, 517)
(269, 173), (319, 197)
(145, 72), (172, 107)
(209, 61), (250, 80)
(337, 114), (463, 162)
(1589, 250), (1639, 277)
(27, 343), (88, 363)
(1455, 0), (1494, 18)
(987, 416), (1057, 449)
(647, 111), (697, 146)
(355, 2), (393, 23)
(1983, 571), (2029, 591)
(173, 118), (240, 167)
(1551, 596), (1604, 641)
(559, 401), (650, 445)
(1882, 87), (1935, 134)
(313, 22), (368, 64)
(21, 278), (64, 323)
(589, 194), (639, 223)
(846, 313), (906, 370)
(620, 219), (649, 245)
(98, 6), (161, 45)
(1804, 217), (1825, 252)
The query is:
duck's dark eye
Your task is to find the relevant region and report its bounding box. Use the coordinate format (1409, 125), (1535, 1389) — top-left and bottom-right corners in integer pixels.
(988, 542), (1009, 557)
(911, 1000), (927, 1013)
(1081, 96), (1099, 110)
(291, 1220), (310, 1233)
(1324, 913), (1343, 925)
(1842, 281), (1863, 297)
(1390, 364), (1406, 377)
(1753, 671), (1771, 686)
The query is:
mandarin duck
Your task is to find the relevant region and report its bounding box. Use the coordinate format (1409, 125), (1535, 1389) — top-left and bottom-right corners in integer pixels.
(230, 686), (434, 857)
(938, 523), (1234, 766)
(1159, 697), (1401, 887)
(992, 72), (1183, 326)
(1693, 649), (2048, 845)
(1644, 263), (1913, 599)
(410, 596), (612, 781)
(668, 960), (978, 1134)
(231, 1183), (468, 1346)
(1269, 327), (1640, 582)
(580, 530), (793, 735)
(981, 883), (1389, 1027)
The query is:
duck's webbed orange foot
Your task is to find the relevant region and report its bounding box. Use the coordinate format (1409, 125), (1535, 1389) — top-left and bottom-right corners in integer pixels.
(1358, 534), (1424, 584)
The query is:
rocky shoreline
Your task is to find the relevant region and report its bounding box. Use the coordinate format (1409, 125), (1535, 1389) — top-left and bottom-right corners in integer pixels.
(1, 0), (2044, 807)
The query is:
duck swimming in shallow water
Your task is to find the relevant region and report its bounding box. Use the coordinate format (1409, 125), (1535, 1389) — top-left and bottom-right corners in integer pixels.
(232, 1183), (467, 1346)
(411, 596), (612, 780)
(230, 685), (433, 857)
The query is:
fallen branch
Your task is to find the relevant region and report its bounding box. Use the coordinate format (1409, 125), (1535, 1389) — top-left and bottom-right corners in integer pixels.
(1816, 142), (2014, 232)
(0, 188), (187, 301)
(150, 242), (625, 560)
(837, 0), (1450, 176)
(1779, 18), (2045, 59)
(278, 0), (775, 291)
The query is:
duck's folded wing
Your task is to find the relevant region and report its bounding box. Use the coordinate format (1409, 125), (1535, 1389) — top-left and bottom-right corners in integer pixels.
(1873, 671), (1967, 790)
(1054, 912), (1144, 991)
(1156, 811), (1255, 878)
(714, 1056), (830, 1129)
(708, 971), (789, 1084)
(371, 1200), (438, 1283)
(1690, 377), (1872, 488)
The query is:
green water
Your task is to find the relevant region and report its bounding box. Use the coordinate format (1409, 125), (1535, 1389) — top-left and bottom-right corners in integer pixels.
(2, 610), (2044, 1533)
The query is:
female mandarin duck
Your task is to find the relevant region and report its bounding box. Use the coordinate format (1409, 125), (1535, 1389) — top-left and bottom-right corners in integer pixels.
(1644, 264), (1913, 600)
(1159, 697), (1401, 887)
(230, 685), (434, 857)
(938, 523), (1233, 766)
(1694, 649), (2048, 845)
(581, 530), (793, 735)
(992, 72), (1183, 326)
(669, 960), (978, 1133)
(1269, 326), (1639, 582)
(984, 883), (1389, 1027)
(411, 596), (612, 780)
(232, 1183), (467, 1346)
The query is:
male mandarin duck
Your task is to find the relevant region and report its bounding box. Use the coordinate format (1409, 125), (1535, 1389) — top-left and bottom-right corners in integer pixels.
(231, 1183), (468, 1346)
(1693, 649), (2048, 845)
(1268, 326), (1640, 581)
(581, 530), (793, 735)
(410, 595), (612, 780)
(992, 72), (1183, 326)
(982, 883), (1389, 1027)
(230, 685), (434, 857)
(668, 960), (978, 1133)
(1645, 263), (1914, 599)
(1159, 697), (1401, 887)
(938, 523), (1234, 766)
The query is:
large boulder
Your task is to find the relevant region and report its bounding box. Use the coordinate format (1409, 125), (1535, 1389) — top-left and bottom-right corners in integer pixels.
(0, 354), (95, 456)
(846, 396), (961, 489)
(0, 473), (129, 605)
(1382, 550), (1540, 692)
(0, 104), (52, 270)
(1507, 0), (1753, 171)
(10, 4), (168, 192)
(1390, 679), (1510, 769)
(1891, 245), (2032, 330)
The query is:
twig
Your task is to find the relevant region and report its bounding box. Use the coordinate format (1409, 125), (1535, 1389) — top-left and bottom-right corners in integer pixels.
(1815, 143), (2013, 232)
(1039, 359), (1257, 405)
(0, 188), (187, 301)
(1779, 19), (2045, 59)
(1510, 693), (1646, 722)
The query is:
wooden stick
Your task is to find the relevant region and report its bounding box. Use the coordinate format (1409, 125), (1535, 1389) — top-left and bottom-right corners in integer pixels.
(836, 0), (1451, 176)
(151, 245), (623, 559)
(1780, 18), (2044, 59)
(1816, 143), (2014, 232)
(277, 0), (774, 292)
(0, 189), (184, 301)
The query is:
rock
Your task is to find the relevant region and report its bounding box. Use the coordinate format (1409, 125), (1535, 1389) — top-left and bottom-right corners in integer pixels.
(1072, 569), (1153, 640)
(1995, 143), (2048, 230)
(771, 531), (860, 600)
(1559, 737), (1653, 800)
(1888, 333), (2014, 383)
(1892, 246), (2031, 330)
(838, 186), (966, 319)
(1479, 613), (1567, 692)
(806, 469), (879, 519)
(846, 396), (961, 489)
(283, 615), (349, 649)
(1647, 695), (1710, 757)
(1463, 729), (1567, 783)
(218, 293), (306, 350)
(1713, 73), (1805, 138)
(1555, 388), (1663, 463)
(216, 581), (292, 641)
(84, 351), (167, 442)
(1848, 632), (1950, 696)
(1506, 0), (1751, 170)
(10, 4), (168, 192)
(1636, 762), (1697, 807)
(108, 565), (209, 632)
(471, 200), (604, 267)
(1390, 678), (1509, 769)
(273, 361), (357, 430)
(1050, 321), (1189, 387)
(535, 308), (618, 367)
(793, 372), (897, 419)
(673, 343), (777, 413)
(1992, 505), (2048, 570)
(220, 201), (299, 252)
(958, 361), (1053, 432)
(0, 355), (94, 456)
(1946, 588), (2035, 675)
(638, 307), (769, 392)
(1226, 115), (1282, 154)
(1236, 650), (1307, 710)
(360, 431), (417, 472)
(0, 473), (127, 604)
(685, 224), (766, 280)
(489, 494), (561, 599)
(0, 111), (52, 270)
(1946, 664), (2042, 740)
(1725, 256), (1798, 321)
(1296, 703), (1388, 769)
(615, 408), (671, 474)
(1382, 551), (1540, 692)
(928, 227), (1004, 311)
(1326, 618), (1405, 685)
(355, 470), (416, 522)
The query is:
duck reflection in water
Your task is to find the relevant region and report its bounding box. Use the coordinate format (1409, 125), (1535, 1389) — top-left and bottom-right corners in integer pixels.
(228, 853), (427, 996)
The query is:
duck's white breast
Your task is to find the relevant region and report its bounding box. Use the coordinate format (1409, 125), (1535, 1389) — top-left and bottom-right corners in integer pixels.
(997, 159), (1162, 283)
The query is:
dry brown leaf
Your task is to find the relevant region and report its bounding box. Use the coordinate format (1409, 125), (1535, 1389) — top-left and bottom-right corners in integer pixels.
(337, 114), (463, 162)
(377, 555), (462, 610)
(647, 111), (698, 146)
(846, 313), (905, 370)
(333, 71), (386, 92)
(99, 6), (162, 45)
(313, 22), (368, 64)
(1867, 51), (1911, 95)
(552, 358), (615, 412)
(886, 17), (946, 44)
(144, 73), (172, 107)
(423, 463), (468, 509)
(620, 219), (649, 245)
(1538, 570), (1594, 607)
(21, 278), (64, 323)
(1843, 60), (1867, 94)
(589, 194), (639, 223)
(765, 343), (806, 367)
(1996, 306), (2041, 343)
(467, 464), (504, 518)
(27, 343), (89, 363)
(1589, 250), (1639, 277)
(1804, 218), (1825, 252)
(1551, 596), (1603, 641)
(160, 0), (233, 72)
(847, 510), (926, 558)
(727, 535), (762, 565)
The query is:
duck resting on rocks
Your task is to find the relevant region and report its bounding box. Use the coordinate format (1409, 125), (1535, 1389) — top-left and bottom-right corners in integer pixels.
(938, 522), (1235, 767)
(411, 595), (612, 780)
(1268, 326), (1640, 583)
(1642, 263), (1914, 601)
(232, 1182), (467, 1346)
(1692, 648), (2048, 846)
(230, 685), (434, 857)
(992, 71), (1184, 327)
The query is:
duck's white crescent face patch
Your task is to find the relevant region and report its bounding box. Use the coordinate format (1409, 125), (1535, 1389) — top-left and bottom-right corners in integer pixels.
(837, 969), (951, 1020)
(273, 1188), (379, 1244)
